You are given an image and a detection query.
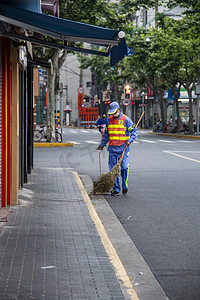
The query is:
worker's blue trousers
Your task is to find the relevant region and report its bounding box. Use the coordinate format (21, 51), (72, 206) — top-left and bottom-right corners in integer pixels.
(108, 151), (129, 193)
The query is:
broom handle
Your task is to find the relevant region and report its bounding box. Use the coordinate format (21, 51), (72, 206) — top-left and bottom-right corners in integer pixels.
(120, 144), (128, 159)
(136, 111), (145, 127)
(120, 111), (145, 159)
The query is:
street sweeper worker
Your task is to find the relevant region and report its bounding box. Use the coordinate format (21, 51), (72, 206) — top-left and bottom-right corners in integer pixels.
(97, 101), (138, 196)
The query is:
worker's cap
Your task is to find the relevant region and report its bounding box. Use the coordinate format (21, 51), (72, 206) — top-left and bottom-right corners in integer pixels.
(108, 101), (120, 114)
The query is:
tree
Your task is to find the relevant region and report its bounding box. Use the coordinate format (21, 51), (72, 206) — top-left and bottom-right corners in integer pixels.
(122, 27), (169, 130)
(167, 0), (200, 27)
(36, 0), (129, 140)
(79, 52), (125, 107)
(119, 13), (200, 133)
(78, 0), (162, 112)
(60, 0), (159, 29)
(46, 50), (67, 141)
(156, 17), (200, 133)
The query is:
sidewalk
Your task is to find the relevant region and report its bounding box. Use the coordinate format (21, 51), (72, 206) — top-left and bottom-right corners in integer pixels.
(0, 167), (137, 300)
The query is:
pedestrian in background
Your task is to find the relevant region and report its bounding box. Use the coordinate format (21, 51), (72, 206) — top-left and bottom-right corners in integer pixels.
(97, 102), (138, 196)
(96, 114), (108, 137)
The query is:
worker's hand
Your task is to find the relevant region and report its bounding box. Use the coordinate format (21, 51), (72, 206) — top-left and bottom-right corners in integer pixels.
(126, 141), (131, 146)
(97, 145), (103, 150)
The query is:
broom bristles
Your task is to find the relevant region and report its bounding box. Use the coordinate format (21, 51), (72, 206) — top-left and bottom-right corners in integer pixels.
(91, 157), (123, 195)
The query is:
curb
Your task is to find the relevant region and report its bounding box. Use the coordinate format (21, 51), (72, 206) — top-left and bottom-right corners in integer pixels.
(73, 172), (140, 300)
(34, 142), (74, 147)
(149, 132), (200, 140)
(64, 126), (97, 129)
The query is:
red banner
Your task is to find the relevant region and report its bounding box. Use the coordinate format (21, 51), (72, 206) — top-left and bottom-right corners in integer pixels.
(147, 85), (154, 97)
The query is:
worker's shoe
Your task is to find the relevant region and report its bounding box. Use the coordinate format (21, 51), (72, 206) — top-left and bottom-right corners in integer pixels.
(122, 188), (128, 195)
(111, 190), (120, 196)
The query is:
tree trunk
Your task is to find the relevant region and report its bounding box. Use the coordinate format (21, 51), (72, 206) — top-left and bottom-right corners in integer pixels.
(112, 82), (119, 102)
(159, 91), (167, 132)
(46, 50), (67, 141)
(172, 87), (181, 132)
(186, 87), (194, 134)
(175, 97), (180, 132)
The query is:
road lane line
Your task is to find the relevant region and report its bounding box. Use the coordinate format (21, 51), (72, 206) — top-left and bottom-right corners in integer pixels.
(141, 139), (157, 143)
(73, 171), (140, 300)
(89, 129), (99, 133)
(171, 151), (200, 153)
(70, 130), (78, 133)
(67, 141), (81, 145)
(163, 151), (200, 163)
(86, 140), (99, 144)
(81, 130), (89, 133)
(178, 140), (194, 143)
(158, 139), (175, 143)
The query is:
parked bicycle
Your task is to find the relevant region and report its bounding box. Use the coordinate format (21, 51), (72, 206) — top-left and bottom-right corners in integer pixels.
(34, 125), (62, 143)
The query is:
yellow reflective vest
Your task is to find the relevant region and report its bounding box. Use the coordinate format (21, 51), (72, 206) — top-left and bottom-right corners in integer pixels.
(108, 114), (130, 146)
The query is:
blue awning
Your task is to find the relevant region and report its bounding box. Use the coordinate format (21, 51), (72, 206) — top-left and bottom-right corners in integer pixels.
(0, 3), (127, 66)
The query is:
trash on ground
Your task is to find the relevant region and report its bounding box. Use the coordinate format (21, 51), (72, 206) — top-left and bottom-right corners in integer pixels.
(139, 272), (143, 275)
(41, 266), (56, 269)
(135, 283), (139, 286)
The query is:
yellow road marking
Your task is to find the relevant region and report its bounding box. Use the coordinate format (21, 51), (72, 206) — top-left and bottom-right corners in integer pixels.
(164, 151), (200, 163)
(73, 171), (140, 300)
(34, 142), (73, 147)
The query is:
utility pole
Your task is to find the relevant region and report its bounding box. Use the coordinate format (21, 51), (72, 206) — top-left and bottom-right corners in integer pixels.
(142, 92), (145, 129)
(60, 83), (63, 138)
(79, 68), (83, 87)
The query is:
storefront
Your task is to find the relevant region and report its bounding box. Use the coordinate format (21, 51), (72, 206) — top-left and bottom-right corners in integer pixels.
(0, 1), (127, 207)
(1, 37), (12, 207)
(0, 39), (2, 206)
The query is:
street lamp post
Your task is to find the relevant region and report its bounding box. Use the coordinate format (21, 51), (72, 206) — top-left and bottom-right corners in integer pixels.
(141, 92), (145, 129)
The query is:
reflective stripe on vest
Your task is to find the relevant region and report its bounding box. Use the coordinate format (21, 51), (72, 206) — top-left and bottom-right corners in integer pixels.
(108, 114), (130, 146)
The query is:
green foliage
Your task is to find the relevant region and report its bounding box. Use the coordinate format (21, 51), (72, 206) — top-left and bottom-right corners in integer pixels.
(78, 0), (200, 95)
(60, 0), (108, 26)
(122, 16), (200, 89)
(59, 0), (158, 29)
(79, 52), (124, 89)
(167, 0), (200, 10)
(34, 0), (161, 61)
(156, 18), (200, 85)
(166, 0), (200, 30)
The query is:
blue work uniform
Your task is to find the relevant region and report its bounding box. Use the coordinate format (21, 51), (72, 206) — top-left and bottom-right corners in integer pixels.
(99, 112), (138, 193)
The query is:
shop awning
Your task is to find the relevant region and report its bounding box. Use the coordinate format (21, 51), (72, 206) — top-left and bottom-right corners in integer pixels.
(0, 3), (127, 66)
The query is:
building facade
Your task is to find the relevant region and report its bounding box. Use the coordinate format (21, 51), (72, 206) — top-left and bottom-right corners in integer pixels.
(0, 0), (41, 207)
